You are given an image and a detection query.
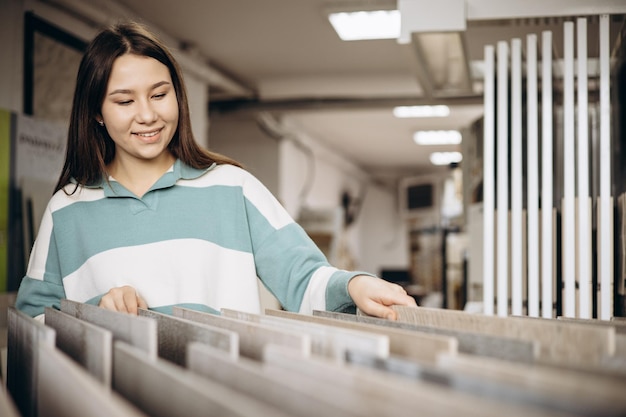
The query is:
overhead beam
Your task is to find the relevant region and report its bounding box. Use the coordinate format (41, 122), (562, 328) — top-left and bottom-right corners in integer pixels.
(208, 95), (483, 114)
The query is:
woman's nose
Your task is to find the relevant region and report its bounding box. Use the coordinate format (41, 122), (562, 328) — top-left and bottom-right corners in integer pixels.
(136, 100), (157, 123)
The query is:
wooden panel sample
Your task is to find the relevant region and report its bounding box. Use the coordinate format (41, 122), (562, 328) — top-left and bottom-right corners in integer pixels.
(438, 352), (626, 417)
(558, 316), (626, 334)
(222, 308), (389, 360)
(38, 343), (147, 417)
(348, 352), (571, 416)
(393, 305), (614, 363)
(267, 345), (567, 417)
(113, 341), (291, 417)
(6, 307), (55, 417)
(139, 309), (238, 366)
(267, 309), (456, 363)
(172, 307), (309, 360)
(315, 309), (538, 362)
(0, 292), (16, 350)
(61, 299), (157, 358)
(187, 342), (363, 417)
(45, 307), (113, 385)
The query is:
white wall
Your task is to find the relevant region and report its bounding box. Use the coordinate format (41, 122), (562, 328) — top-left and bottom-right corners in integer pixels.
(207, 112), (280, 195)
(359, 184), (409, 276)
(279, 116), (408, 276)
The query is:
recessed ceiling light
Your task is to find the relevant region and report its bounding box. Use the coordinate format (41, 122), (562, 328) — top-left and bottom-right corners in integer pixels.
(430, 151), (463, 166)
(413, 130), (462, 145)
(328, 10), (400, 41)
(393, 105), (450, 118)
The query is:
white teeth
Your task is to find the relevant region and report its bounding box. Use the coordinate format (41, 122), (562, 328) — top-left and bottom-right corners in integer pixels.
(136, 131), (159, 137)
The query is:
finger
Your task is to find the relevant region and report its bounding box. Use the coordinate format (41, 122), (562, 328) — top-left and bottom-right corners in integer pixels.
(137, 294), (148, 310)
(123, 289), (140, 315)
(361, 299), (397, 320)
(98, 294), (116, 311)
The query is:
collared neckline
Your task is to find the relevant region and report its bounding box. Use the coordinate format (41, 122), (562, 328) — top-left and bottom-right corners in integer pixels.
(78, 159), (216, 199)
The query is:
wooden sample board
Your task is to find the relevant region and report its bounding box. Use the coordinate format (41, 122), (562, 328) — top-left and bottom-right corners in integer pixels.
(222, 308), (389, 360)
(347, 348), (554, 410)
(392, 305), (614, 363)
(0, 292), (16, 349)
(44, 307), (113, 386)
(267, 308), (457, 363)
(315, 309), (539, 362)
(113, 341), (291, 417)
(38, 343), (147, 417)
(61, 299), (158, 358)
(139, 308), (238, 365)
(6, 307), (55, 417)
(264, 345), (568, 417)
(558, 316), (626, 334)
(172, 307), (310, 360)
(187, 342), (365, 417)
(437, 352), (626, 417)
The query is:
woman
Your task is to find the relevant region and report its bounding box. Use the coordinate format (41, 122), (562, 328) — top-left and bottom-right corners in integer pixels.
(15, 22), (416, 320)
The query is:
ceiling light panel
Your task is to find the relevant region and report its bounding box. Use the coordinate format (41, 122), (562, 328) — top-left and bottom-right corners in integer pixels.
(328, 10), (401, 41)
(430, 151), (463, 165)
(393, 105), (450, 118)
(413, 130), (462, 145)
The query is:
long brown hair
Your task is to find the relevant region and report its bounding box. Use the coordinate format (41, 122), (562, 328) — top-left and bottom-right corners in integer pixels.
(55, 21), (240, 193)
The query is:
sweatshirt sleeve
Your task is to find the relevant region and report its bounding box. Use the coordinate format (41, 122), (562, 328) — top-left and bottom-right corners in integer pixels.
(239, 170), (366, 314)
(15, 203), (67, 318)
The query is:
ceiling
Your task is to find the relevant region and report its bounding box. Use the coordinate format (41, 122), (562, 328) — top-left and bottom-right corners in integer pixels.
(62, 0), (626, 186)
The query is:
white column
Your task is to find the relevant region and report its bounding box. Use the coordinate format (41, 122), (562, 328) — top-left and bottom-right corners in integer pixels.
(510, 38), (523, 316)
(576, 18), (591, 319)
(483, 45), (496, 316)
(541, 30), (554, 319)
(527, 34), (540, 318)
(562, 22), (576, 318)
(496, 41), (509, 317)
(599, 14), (612, 320)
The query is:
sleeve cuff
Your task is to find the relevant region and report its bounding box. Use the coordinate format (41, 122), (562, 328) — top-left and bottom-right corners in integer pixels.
(325, 270), (375, 313)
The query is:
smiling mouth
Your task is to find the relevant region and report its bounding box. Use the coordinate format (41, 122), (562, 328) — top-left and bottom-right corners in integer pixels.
(134, 128), (162, 137)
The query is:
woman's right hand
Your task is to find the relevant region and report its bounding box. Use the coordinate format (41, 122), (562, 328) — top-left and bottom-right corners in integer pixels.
(98, 285), (147, 314)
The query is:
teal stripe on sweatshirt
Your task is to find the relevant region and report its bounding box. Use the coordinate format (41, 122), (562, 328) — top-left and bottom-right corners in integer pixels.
(49, 183), (303, 278)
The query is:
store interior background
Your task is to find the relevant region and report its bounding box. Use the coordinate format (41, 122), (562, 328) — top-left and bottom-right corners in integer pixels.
(1, 0), (625, 314)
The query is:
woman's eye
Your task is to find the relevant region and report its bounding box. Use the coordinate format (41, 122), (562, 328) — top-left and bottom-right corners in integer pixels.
(117, 100), (133, 106)
(153, 93), (166, 99)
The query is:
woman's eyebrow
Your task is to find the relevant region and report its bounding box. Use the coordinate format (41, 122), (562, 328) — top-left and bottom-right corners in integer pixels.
(108, 81), (171, 96)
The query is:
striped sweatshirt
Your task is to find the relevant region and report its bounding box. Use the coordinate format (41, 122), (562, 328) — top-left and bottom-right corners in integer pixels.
(15, 160), (359, 319)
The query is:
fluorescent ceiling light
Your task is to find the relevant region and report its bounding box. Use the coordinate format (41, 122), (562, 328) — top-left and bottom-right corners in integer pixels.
(328, 10), (400, 41)
(414, 130), (462, 145)
(430, 151), (463, 166)
(393, 105), (450, 118)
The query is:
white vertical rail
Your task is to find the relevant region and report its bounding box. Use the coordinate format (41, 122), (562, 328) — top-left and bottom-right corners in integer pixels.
(541, 30), (554, 319)
(511, 38), (523, 316)
(483, 45), (496, 317)
(562, 22), (576, 318)
(577, 18), (591, 319)
(497, 41), (509, 317)
(527, 34), (540, 318)
(599, 14), (612, 320)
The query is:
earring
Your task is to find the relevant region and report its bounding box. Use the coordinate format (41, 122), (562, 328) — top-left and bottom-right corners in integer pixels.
(98, 120), (104, 126)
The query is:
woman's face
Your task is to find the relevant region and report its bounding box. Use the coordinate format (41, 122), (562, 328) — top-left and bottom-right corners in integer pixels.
(99, 53), (179, 169)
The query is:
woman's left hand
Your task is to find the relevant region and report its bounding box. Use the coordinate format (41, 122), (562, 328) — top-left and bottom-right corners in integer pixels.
(347, 275), (417, 320)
